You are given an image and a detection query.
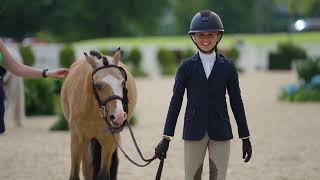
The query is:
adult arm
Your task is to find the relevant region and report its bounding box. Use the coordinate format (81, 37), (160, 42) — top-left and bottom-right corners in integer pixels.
(0, 39), (68, 79)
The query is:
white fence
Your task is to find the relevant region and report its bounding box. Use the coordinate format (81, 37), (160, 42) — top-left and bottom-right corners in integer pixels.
(5, 42), (320, 77)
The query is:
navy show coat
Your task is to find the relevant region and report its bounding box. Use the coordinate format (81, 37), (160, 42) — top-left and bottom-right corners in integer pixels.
(163, 53), (250, 141)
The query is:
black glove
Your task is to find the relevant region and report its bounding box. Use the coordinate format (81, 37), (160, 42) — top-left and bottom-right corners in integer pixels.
(242, 138), (252, 163)
(155, 138), (170, 160)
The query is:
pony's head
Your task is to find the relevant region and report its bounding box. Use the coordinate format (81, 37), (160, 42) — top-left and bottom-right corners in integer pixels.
(84, 48), (128, 130)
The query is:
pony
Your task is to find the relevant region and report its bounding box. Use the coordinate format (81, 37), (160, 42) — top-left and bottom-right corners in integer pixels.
(61, 48), (137, 180)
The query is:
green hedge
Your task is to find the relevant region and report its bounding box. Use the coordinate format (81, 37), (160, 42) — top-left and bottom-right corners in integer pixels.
(99, 48), (114, 56)
(50, 113), (69, 131)
(24, 79), (55, 116)
(280, 85), (320, 102)
(127, 47), (142, 67)
(59, 44), (75, 68)
(296, 57), (320, 83)
(180, 48), (195, 60)
(99, 48), (128, 62)
(127, 48), (147, 77)
(19, 44), (35, 66)
(157, 48), (178, 75)
(268, 42), (307, 70)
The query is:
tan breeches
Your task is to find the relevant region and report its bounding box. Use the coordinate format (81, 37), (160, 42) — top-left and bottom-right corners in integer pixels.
(184, 133), (230, 180)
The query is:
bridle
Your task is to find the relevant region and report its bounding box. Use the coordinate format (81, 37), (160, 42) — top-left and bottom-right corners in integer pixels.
(91, 56), (164, 180)
(91, 64), (129, 133)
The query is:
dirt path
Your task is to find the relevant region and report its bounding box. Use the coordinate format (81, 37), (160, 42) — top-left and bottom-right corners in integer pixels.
(1, 71), (320, 180)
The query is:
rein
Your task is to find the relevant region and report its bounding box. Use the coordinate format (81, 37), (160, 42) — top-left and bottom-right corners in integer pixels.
(112, 121), (165, 180)
(91, 63), (165, 179)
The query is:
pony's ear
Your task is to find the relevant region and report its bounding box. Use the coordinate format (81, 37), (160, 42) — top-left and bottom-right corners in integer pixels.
(84, 52), (99, 69)
(113, 47), (121, 65)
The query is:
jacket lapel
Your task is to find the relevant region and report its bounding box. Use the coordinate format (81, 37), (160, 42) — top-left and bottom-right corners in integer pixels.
(193, 53), (208, 81)
(208, 53), (225, 80)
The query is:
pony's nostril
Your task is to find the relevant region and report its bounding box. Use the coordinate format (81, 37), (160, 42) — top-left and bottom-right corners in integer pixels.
(110, 115), (115, 121)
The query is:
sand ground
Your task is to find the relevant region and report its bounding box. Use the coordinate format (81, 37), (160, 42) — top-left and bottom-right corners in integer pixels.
(1, 71), (320, 180)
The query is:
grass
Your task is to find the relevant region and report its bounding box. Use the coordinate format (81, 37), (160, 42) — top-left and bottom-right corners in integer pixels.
(75, 32), (320, 48)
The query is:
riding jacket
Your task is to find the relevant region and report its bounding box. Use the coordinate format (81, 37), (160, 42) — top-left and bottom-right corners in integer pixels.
(163, 53), (250, 141)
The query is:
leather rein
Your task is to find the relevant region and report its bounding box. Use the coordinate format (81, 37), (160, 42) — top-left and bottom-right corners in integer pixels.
(91, 63), (164, 180)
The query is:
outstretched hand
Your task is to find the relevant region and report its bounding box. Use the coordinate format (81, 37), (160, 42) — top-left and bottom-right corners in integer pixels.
(242, 138), (252, 163)
(47, 68), (69, 79)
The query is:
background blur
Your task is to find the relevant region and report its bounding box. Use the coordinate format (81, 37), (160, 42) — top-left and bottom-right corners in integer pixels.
(1, 0), (320, 40)
(1, 0), (320, 180)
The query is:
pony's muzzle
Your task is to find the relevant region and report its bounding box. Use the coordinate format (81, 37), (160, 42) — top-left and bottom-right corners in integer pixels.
(110, 112), (127, 127)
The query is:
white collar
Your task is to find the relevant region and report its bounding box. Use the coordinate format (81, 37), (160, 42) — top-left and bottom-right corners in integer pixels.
(199, 51), (216, 62)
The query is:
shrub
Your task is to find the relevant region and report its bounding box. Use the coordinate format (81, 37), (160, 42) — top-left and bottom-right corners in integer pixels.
(50, 113), (69, 131)
(19, 44), (35, 66)
(131, 66), (148, 77)
(51, 79), (64, 95)
(127, 47), (142, 67)
(225, 46), (240, 62)
(310, 75), (320, 88)
(99, 49), (113, 56)
(129, 114), (138, 126)
(181, 48), (195, 59)
(59, 44), (75, 68)
(279, 85), (320, 102)
(157, 48), (178, 75)
(99, 48), (128, 59)
(24, 79), (55, 116)
(268, 42), (307, 70)
(296, 57), (320, 83)
(50, 80), (69, 131)
(126, 47), (147, 77)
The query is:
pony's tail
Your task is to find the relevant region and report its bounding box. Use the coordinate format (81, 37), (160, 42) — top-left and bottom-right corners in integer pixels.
(90, 138), (101, 179)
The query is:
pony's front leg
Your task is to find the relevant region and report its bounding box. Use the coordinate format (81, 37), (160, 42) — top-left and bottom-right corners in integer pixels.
(82, 143), (93, 180)
(69, 133), (84, 180)
(98, 141), (117, 180)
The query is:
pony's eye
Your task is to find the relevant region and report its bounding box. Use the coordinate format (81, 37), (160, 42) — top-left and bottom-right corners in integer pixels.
(94, 84), (102, 90)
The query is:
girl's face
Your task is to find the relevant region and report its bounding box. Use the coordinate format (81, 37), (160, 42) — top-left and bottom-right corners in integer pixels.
(192, 32), (221, 53)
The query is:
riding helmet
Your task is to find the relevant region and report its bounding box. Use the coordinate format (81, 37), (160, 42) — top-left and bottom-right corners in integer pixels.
(188, 10), (224, 34)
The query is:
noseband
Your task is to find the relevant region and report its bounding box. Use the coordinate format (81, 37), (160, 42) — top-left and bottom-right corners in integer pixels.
(91, 64), (129, 133)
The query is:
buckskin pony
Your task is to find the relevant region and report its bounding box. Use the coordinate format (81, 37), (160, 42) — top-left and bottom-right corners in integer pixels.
(61, 48), (137, 180)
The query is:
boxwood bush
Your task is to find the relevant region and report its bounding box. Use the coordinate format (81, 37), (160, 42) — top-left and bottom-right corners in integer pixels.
(280, 85), (320, 102)
(59, 44), (75, 68)
(157, 48), (178, 75)
(127, 47), (147, 77)
(19, 44), (35, 66)
(296, 57), (320, 83)
(268, 42), (307, 70)
(24, 79), (55, 116)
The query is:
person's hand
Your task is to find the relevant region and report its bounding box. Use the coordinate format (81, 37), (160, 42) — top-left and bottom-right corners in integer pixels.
(242, 138), (252, 163)
(47, 68), (69, 79)
(155, 138), (170, 160)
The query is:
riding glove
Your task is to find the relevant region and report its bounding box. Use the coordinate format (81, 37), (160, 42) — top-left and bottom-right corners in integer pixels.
(155, 138), (170, 160)
(242, 138), (252, 163)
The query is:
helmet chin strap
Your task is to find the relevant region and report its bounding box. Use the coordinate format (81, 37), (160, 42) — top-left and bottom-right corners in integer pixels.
(189, 33), (223, 54)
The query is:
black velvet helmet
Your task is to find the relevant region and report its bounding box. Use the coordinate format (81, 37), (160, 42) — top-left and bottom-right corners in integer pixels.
(188, 10), (224, 34)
